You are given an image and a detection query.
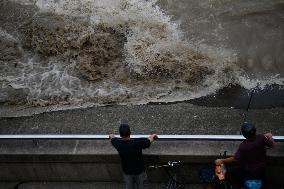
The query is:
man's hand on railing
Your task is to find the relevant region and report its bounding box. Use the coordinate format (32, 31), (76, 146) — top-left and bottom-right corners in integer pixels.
(109, 134), (115, 139)
(149, 134), (158, 143)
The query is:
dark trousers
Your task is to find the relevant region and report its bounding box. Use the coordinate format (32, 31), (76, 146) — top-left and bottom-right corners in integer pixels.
(123, 171), (149, 189)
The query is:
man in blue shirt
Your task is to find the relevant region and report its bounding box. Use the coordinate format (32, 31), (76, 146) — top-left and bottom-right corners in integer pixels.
(109, 124), (157, 189)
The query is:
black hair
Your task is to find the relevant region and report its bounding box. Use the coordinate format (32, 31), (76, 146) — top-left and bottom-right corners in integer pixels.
(119, 124), (131, 138)
(241, 122), (256, 139)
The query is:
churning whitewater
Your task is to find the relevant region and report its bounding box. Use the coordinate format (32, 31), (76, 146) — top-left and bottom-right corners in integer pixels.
(0, 0), (283, 106)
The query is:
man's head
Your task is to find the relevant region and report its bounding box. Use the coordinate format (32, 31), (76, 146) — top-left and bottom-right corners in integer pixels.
(241, 122), (256, 139)
(119, 123), (131, 138)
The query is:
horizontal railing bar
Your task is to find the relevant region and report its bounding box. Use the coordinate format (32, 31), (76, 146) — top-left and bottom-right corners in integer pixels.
(0, 135), (283, 141)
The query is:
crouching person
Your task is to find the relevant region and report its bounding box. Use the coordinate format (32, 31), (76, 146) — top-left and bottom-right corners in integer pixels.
(109, 124), (158, 189)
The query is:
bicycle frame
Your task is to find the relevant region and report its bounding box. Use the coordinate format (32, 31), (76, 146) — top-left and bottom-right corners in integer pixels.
(149, 161), (185, 189)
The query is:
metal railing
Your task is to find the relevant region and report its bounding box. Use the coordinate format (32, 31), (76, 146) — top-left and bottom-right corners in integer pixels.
(0, 135), (283, 141)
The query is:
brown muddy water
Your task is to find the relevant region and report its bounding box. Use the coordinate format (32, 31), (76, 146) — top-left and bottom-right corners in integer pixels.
(0, 0), (283, 110)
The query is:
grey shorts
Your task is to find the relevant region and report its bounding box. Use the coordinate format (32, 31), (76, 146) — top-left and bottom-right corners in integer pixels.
(123, 171), (149, 189)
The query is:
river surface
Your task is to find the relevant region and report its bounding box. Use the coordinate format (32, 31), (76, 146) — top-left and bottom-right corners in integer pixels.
(0, 0), (283, 109)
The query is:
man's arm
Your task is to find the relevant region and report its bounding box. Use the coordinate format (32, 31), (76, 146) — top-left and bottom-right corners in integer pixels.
(109, 134), (118, 146)
(139, 134), (158, 149)
(215, 156), (237, 166)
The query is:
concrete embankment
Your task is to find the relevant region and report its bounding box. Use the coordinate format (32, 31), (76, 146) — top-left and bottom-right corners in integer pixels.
(0, 139), (283, 186)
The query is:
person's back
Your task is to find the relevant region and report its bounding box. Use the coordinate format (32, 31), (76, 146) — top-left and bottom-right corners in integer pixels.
(215, 122), (275, 189)
(236, 134), (273, 180)
(111, 138), (150, 175)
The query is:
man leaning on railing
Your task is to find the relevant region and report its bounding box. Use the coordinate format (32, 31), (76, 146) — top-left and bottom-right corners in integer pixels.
(109, 124), (158, 189)
(215, 122), (275, 189)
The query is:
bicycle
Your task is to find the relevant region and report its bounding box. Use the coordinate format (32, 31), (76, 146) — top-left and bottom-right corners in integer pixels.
(149, 161), (185, 189)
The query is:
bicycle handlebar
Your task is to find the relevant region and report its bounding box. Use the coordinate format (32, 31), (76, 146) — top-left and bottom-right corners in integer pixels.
(149, 161), (182, 168)
(168, 161), (182, 166)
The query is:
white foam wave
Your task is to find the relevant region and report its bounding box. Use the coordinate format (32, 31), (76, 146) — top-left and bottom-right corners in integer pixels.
(1, 0), (283, 107)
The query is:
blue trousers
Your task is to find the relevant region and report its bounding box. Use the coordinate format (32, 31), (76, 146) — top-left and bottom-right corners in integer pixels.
(244, 180), (263, 189)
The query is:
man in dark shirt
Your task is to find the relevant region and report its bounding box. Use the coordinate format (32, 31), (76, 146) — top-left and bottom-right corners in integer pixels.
(215, 122), (275, 189)
(109, 124), (157, 189)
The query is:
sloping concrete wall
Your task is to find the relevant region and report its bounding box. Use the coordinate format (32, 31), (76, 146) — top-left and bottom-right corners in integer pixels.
(1, 103), (284, 135)
(0, 139), (283, 185)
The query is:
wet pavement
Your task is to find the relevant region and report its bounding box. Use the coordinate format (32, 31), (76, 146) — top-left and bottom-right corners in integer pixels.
(0, 101), (283, 136)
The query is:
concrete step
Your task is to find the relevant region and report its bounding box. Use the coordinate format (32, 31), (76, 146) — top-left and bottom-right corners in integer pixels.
(3, 182), (284, 189)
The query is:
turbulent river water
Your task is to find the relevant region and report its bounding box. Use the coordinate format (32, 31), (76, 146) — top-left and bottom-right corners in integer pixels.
(0, 0), (283, 108)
